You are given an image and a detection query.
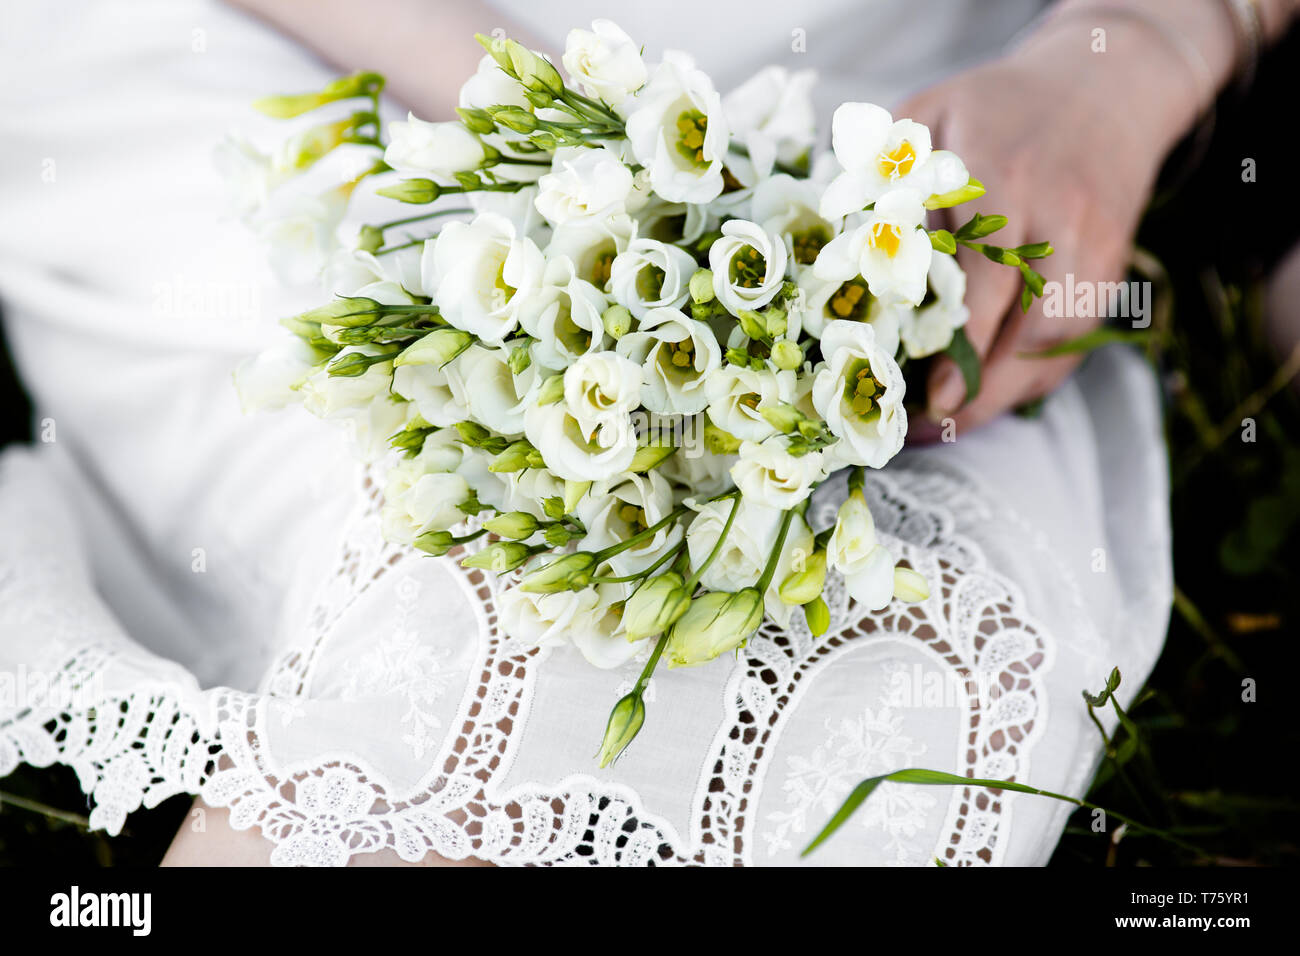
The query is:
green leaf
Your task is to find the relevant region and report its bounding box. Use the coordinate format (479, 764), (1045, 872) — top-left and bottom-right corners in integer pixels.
(928, 229), (956, 254)
(1015, 241), (1054, 259)
(1020, 327), (1150, 359)
(942, 326), (981, 404)
(954, 212), (1007, 240)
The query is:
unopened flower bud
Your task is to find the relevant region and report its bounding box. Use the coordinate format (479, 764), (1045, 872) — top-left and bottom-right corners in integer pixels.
(521, 552), (597, 592)
(778, 550), (827, 606)
(893, 566), (930, 603)
(376, 178), (441, 204)
(394, 328), (473, 367)
(665, 588), (763, 667)
(804, 595), (830, 635)
(596, 692), (646, 768)
(461, 541), (534, 573)
(628, 441), (676, 473)
(456, 107), (497, 135)
(414, 530), (455, 556)
(602, 304), (632, 340)
(689, 268), (715, 305)
(483, 511), (539, 540)
(771, 340), (803, 371)
(622, 572), (692, 642)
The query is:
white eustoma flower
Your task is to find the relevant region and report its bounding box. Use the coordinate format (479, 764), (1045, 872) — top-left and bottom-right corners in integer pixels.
(825, 490), (896, 610)
(578, 471), (682, 576)
(384, 114), (487, 179)
(813, 188), (932, 306)
(721, 66), (816, 187)
(503, 466), (566, 520)
(433, 211), (545, 344)
(900, 251), (970, 359)
(704, 364), (795, 442)
(213, 132), (284, 223)
(391, 360), (467, 427)
(545, 213), (637, 290)
(731, 437), (826, 510)
(524, 399), (638, 482)
(609, 237), (698, 318)
(820, 103), (953, 219)
(234, 339), (318, 413)
(752, 174), (841, 272)
(625, 51), (729, 204)
(459, 54), (531, 111)
(708, 219), (788, 315)
(522, 256), (609, 370)
(795, 271), (904, 355)
(443, 344), (541, 437)
(499, 585), (601, 650)
(534, 146), (635, 227)
(570, 582), (642, 668)
(562, 350), (643, 437)
(562, 19), (647, 108)
(685, 497), (813, 627)
(616, 307), (722, 415)
(380, 450), (472, 545)
(300, 346), (392, 418)
(811, 320), (906, 468)
(659, 439), (736, 498)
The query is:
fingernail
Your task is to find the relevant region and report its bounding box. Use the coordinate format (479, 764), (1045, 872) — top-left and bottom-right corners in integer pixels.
(927, 367), (966, 421)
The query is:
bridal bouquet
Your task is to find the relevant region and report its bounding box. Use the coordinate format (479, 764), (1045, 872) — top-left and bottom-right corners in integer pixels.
(230, 20), (1050, 766)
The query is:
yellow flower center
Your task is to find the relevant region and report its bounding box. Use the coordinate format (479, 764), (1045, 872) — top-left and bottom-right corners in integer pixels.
(843, 359), (885, 420)
(618, 503), (649, 533)
(869, 222), (902, 259)
(828, 278), (871, 321)
(729, 244), (767, 289)
(878, 140), (917, 180)
(660, 337), (696, 374)
(675, 110), (709, 168)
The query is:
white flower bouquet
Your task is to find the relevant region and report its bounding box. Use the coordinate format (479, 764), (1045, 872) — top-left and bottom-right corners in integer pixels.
(231, 20), (1051, 766)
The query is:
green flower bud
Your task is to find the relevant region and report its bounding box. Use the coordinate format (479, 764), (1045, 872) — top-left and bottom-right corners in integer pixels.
(489, 439), (542, 473)
(596, 692), (646, 768)
(623, 572), (692, 642)
(376, 178), (441, 204)
(771, 340), (803, 371)
(759, 402), (802, 434)
(298, 297), (382, 326)
(521, 552), (597, 593)
(703, 423), (742, 455)
(456, 107), (497, 135)
(804, 595), (831, 635)
(508, 342), (532, 375)
(736, 309), (768, 341)
(356, 225), (384, 254)
(628, 441), (676, 473)
(764, 307), (788, 339)
(665, 588), (764, 668)
(893, 566), (930, 603)
(689, 268), (715, 304)
(252, 71), (384, 119)
(563, 480), (590, 515)
(326, 351), (387, 377)
(483, 511), (539, 540)
(505, 40), (564, 97)
(414, 530), (456, 556)
(536, 373), (566, 405)
(778, 550), (827, 606)
(490, 106), (539, 134)
(541, 496), (567, 520)
(602, 304), (632, 339)
(394, 328), (473, 367)
(461, 541), (534, 573)
(924, 176), (985, 210)
(544, 524), (576, 547)
(475, 33), (516, 75)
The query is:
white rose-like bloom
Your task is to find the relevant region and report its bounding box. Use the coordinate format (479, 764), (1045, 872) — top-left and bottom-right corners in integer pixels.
(813, 188), (932, 306)
(503, 466), (566, 521)
(578, 471), (682, 577)
(659, 439), (736, 498)
(443, 344), (541, 438)
(709, 219), (788, 315)
(534, 146), (635, 227)
(563, 350), (643, 437)
(300, 347), (392, 419)
(234, 340), (318, 413)
(545, 213), (637, 290)
(570, 582), (641, 668)
(433, 212), (545, 344)
(900, 251), (970, 359)
(392, 360), (467, 427)
(459, 54), (531, 111)
(499, 585), (601, 650)
(826, 490), (896, 610)
(609, 237), (698, 318)
(704, 364), (795, 442)
(384, 114), (487, 179)
(625, 51), (729, 204)
(731, 438), (826, 510)
(819, 103), (937, 219)
(721, 66), (816, 187)
(616, 307), (721, 415)
(522, 256), (609, 370)
(380, 453), (472, 545)
(562, 19), (646, 107)
(685, 498), (813, 628)
(811, 320), (906, 468)
(524, 370), (639, 483)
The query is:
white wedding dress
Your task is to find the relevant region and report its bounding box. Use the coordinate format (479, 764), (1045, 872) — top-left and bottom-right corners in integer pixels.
(0, 0), (1172, 866)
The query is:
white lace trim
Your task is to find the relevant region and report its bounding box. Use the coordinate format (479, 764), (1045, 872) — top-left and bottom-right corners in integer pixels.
(1, 463), (1056, 866)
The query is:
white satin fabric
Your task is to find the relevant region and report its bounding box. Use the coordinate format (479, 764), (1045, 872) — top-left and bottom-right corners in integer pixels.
(0, 0), (1171, 865)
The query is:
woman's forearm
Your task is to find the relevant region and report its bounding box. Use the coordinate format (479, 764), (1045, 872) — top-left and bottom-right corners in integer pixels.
(224, 0), (544, 118)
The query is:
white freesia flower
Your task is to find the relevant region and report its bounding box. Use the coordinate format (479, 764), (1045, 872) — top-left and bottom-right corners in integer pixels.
(722, 66), (816, 187)
(625, 51), (729, 204)
(811, 320), (906, 468)
(752, 174), (841, 272)
(444, 344), (541, 437)
(820, 103), (945, 219)
(545, 214), (637, 290)
(813, 188), (932, 305)
(826, 490), (896, 610)
(579, 471), (682, 576)
(534, 147), (635, 227)
(380, 449), (472, 545)
(609, 237), (698, 318)
(900, 251), (970, 359)
(704, 364), (795, 442)
(616, 307), (722, 415)
(731, 437), (826, 510)
(562, 19), (646, 108)
(384, 114), (487, 179)
(563, 350), (643, 437)
(522, 256), (609, 370)
(795, 271), (904, 355)
(234, 339), (318, 413)
(433, 211), (545, 344)
(685, 497), (813, 627)
(708, 219), (788, 315)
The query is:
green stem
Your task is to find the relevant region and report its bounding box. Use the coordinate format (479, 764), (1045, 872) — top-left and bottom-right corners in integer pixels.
(374, 206), (472, 232)
(592, 504), (690, 561)
(593, 539), (688, 585)
(755, 507), (797, 594)
(633, 632), (670, 697)
(684, 492), (742, 592)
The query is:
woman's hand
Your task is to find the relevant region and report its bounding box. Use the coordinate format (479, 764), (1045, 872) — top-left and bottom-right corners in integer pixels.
(901, 2), (1236, 440)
